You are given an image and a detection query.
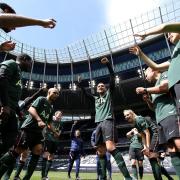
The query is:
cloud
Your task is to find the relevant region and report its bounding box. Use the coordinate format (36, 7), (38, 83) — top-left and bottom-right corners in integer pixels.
(105, 0), (160, 25)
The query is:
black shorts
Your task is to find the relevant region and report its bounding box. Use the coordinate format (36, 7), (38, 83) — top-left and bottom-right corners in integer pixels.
(43, 140), (58, 154)
(95, 119), (118, 146)
(158, 115), (180, 145)
(15, 130), (44, 150)
(129, 147), (144, 161)
(0, 111), (18, 133)
(0, 111), (18, 153)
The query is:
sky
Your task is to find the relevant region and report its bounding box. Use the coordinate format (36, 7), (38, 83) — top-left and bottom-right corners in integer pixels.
(3, 0), (170, 49)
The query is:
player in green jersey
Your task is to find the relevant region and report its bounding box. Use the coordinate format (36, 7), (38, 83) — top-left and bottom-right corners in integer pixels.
(135, 66), (180, 178)
(127, 128), (144, 180)
(131, 24), (180, 178)
(78, 57), (132, 180)
(0, 53), (32, 155)
(124, 110), (162, 180)
(41, 110), (63, 180)
(0, 88), (59, 180)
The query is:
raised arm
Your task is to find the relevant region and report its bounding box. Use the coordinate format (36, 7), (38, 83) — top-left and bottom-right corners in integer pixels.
(101, 57), (115, 89)
(129, 45), (170, 71)
(0, 14), (56, 29)
(134, 22), (180, 40)
(77, 76), (95, 102)
(70, 120), (78, 139)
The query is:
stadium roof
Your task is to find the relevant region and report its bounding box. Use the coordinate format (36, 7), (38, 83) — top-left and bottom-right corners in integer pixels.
(0, 0), (180, 64)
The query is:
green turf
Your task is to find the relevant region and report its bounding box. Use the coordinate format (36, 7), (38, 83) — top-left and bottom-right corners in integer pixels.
(10, 170), (179, 180)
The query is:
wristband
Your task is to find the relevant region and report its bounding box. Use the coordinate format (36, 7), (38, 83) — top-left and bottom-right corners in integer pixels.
(144, 88), (148, 94)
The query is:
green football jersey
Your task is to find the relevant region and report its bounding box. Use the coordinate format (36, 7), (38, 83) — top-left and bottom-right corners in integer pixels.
(44, 120), (63, 142)
(94, 89), (113, 123)
(135, 116), (157, 136)
(129, 134), (143, 149)
(0, 60), (22, 110)
(168, 40), (180, 90)
(21, 96), (53, 132)
(151, 71), (177, 123)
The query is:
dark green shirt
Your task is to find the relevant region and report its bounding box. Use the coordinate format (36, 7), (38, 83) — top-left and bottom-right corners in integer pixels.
(135, 116), (157, 136)
(0, 60), (22, 110)
(151, 71), (177, 123)
(168, 40), (180, 90)
(94, 89), (113, 123)
(129, 134), (143, 149)
(44, 120), (63, 142)
(79, 62), (115, 123)
(21, 96), (53, 132)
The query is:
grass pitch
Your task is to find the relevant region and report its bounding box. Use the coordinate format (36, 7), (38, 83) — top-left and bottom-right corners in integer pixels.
(10, 170), (178, 180)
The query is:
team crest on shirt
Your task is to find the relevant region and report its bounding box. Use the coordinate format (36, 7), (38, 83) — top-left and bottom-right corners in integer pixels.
(97, 97), (105, 106)
(16, 80), (22, 87)
(41, 110), (50, 120)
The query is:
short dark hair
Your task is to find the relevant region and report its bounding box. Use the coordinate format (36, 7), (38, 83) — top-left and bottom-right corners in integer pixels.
(16, 53), (32, 62)
(0, 3), (16, 13)
(0, 3), (16, 33)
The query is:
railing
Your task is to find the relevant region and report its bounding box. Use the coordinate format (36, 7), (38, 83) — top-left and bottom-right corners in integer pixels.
(0, 1), (179, 89)
(0, 0), (179, 64)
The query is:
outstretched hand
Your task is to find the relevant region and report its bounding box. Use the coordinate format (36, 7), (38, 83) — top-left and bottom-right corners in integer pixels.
(129, 45), (142, 56)
(134, 33), (147, 41)
(0, 41), (16, 51)
(42, 18), (56, 28)
(101, 57), (109, 64)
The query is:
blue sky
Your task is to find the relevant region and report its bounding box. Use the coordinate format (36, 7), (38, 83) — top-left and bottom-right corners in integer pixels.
(4, 0), (169, 49)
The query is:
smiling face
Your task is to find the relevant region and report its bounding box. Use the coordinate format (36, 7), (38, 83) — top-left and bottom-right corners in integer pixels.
(123, 110), (135, 123)
(97, 83), (106, 95)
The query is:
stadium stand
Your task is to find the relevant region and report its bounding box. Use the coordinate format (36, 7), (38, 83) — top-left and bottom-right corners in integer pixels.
(0, 0), (180, 174)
